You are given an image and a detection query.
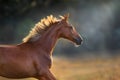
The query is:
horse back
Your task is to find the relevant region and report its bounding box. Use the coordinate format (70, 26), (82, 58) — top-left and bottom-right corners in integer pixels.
(0, 44), (37, 78)
(0, 45), (18, 55)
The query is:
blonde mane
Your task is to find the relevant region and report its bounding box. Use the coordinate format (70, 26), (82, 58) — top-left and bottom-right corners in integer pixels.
(23, 15), (65, 42)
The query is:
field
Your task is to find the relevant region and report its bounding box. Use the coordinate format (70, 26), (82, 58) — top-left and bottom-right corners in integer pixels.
(0, 56), (120, 80)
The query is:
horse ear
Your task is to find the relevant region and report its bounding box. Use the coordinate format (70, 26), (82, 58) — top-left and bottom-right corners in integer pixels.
(63, 13), (69, 21)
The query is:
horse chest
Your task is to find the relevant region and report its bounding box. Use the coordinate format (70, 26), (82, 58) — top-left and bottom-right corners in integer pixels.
(36, 54), (52, 69)
(42, 55), (52, 68)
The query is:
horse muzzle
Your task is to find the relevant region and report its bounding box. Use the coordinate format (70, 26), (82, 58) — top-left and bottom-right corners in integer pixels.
(74, 37), (83, 45)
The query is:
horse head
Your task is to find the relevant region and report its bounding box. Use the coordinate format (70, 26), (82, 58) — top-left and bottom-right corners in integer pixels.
(58, 14), (83, 46)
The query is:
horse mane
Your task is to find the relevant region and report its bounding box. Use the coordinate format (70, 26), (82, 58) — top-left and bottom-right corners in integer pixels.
(23, 15), (65, 43)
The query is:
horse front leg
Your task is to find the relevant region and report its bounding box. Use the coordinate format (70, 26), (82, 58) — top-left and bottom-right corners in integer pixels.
(37, 69), (56, 80)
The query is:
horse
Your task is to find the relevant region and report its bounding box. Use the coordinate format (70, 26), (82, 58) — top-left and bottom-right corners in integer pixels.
(0, 14), (82, 80)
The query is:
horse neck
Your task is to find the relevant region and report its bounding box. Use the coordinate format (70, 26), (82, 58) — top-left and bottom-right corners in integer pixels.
(35, 24), (60, 55)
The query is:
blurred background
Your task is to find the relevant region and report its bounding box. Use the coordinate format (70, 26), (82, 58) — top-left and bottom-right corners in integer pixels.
(0, 0), (120, 58)
(0, 0), (120, 80)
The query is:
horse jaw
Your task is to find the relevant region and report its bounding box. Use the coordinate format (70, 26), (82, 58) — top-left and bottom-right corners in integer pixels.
(74, 43), (80, 47)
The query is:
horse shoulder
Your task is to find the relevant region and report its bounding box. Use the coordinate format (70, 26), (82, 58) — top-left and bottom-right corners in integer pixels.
(32, 50), (52, 75)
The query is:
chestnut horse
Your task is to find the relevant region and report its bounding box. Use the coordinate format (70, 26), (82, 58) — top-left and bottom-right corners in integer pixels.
(0, 14), (82, 80)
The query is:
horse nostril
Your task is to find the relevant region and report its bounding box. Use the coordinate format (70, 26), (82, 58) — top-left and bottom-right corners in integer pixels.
(75, 38), (82, 45)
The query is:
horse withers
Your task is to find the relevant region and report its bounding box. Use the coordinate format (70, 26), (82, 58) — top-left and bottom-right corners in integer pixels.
(0, 14), (82, 80)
